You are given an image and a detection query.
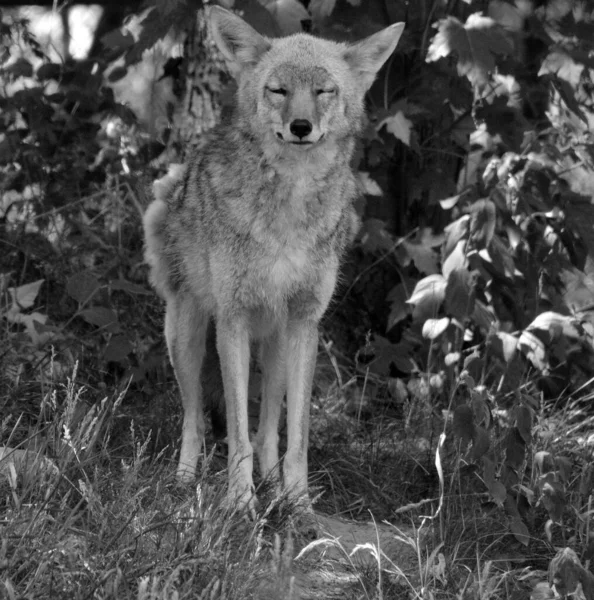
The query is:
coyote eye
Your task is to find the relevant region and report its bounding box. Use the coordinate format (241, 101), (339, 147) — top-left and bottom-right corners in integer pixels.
(316, 88), (336, 96)
(267, 87), (287, 96)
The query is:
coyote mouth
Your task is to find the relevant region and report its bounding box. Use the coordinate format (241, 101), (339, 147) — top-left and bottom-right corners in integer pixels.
(276, 132), (324, 146)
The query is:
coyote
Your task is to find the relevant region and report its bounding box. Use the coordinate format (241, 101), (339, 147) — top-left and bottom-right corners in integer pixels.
(143, 6), (404, 508)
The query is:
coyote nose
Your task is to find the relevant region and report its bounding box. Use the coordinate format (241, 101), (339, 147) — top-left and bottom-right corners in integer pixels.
(290, 119), (313, 139)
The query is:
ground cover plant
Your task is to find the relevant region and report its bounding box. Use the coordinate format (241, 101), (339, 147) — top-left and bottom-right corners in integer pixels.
(2, 0), (594, 598)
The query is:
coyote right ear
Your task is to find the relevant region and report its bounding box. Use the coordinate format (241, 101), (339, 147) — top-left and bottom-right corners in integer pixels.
(208, 6), (271, 75)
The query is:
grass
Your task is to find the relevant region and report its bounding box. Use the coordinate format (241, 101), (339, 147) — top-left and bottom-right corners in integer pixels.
(3, 350), (587, 599)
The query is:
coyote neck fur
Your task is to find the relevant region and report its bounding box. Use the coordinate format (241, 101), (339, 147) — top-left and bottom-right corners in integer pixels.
(196, 119), (358, 240)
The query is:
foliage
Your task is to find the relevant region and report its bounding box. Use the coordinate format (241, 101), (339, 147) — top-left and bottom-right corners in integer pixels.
(3, 0), (594, 594)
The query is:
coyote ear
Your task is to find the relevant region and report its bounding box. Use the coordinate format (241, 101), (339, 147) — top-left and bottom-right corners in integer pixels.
(344, 22), (405, 90)
(208, 6), (271, 75)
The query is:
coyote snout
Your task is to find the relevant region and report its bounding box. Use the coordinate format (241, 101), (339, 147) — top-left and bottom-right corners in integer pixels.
(143, 6), (404, 513)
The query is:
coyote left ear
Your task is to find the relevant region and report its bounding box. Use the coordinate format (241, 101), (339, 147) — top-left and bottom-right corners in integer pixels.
(344, 22), (405, 90)
(208, 6), (271, 76)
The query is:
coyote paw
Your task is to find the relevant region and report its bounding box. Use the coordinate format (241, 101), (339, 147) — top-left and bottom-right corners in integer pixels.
(228, 484), (258, 519)
(176, 466), (196, 483)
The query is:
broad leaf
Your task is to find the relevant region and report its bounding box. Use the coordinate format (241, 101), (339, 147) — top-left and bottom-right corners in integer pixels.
(472, 299), (495, 331)
(426, 13), (514, 89)
(104, 335), (134, 362)
(309, 0), (337, 21)
(261, 0), (309, 34)
(505, 427), (525, 470)
(492, 331), (518, 363)
(422, 317), (450, 340)
(444, 240), (469, 281)
(469, 426), (490, 461)
(109, 279), (151, 296)
(445, 268), (475, 320)
(5, 57), (33, 78)
(407, 274), (446, 320)
(526, 311), (580, 340)
(439, 194), (462, 210)
(9, 279), (44, 310)
(453, 403), (475, 446)
(516, 405), (532, 446)
(482, 456), (506, 506)
(377, 110), (413, 146)
(359, 218), (394, 252)
(509, 517), (529, 546)
(539, 475), (565, 523)
(386, 284), (409, 331)
(67, 272), (101, 304)
(469, 198), (496, 249)
(403, 239), (440, 274)
(358, 172), (383, 196)
(79, 307), (119, 330)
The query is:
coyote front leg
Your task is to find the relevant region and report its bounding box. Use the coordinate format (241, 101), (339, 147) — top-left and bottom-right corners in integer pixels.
(216, 316), (254, 508)
(255, 326), (287, 485)
(165, 294), (209, 482)
(284, 318), (318, 500)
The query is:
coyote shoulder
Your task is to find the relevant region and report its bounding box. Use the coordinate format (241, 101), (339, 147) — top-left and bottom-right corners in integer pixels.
(143, 6), (404, 508)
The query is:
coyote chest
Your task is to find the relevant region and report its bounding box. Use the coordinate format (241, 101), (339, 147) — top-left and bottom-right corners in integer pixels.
(246, 169), (338, 298)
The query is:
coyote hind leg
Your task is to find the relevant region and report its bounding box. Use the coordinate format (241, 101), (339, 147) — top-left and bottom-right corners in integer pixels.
(165, 293), (209, 482)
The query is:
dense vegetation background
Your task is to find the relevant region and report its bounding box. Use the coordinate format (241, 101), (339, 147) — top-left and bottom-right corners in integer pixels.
(2, 0), (594, 598)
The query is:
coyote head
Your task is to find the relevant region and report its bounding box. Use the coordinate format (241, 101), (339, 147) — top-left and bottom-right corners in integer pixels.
(209, 7), (404, 157)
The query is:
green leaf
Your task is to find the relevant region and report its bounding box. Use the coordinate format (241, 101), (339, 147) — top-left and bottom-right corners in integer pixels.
(442, 240), (468, 279)
(9, 279), (44, 311)
(261, 0), (309, 34)
(309, 0), (337, 21)
(108, 66), (128, 83)
(469, 426), (490, 462)
(426, 13), (514, 89)
(439, 194), (462, 210)
(377, 110), (413, 146)
(518, 330), (547, 371)
(422, 317), (450, 340)
(492, 332), (518, 363)
(463, 352), (483, 383)
(104, 335), (133, 363)
(358, 172), (383, 196)
(359, 218), (394, 252)
(505, 427), (525, 470)
(539, 475), (565, 523)
(79, 307), (119, 330)
(407, 274), (446, 321)
(515, 405), (532, 446)
(472, 299), (495, 332)
(471, 389), (490, 427)
(443, 215), (470, 260)
(482, 456), (506, 506)
(67, 272), (101, 304)
(403, 239), (440, 274)
(453, 403), (475, 446)
(527, 311), (581, 341)
(5, 57), (33, 78)
(36, 62), (61, 80)
(109, 279), (151, 296)
(534, 451), (555, 475)
(469, 198), (496, 249)
(509, 517), (529, 546)
(386, 284), (409, 331)
(101, 29), (134, 52)
(445, 268), (475, 320)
